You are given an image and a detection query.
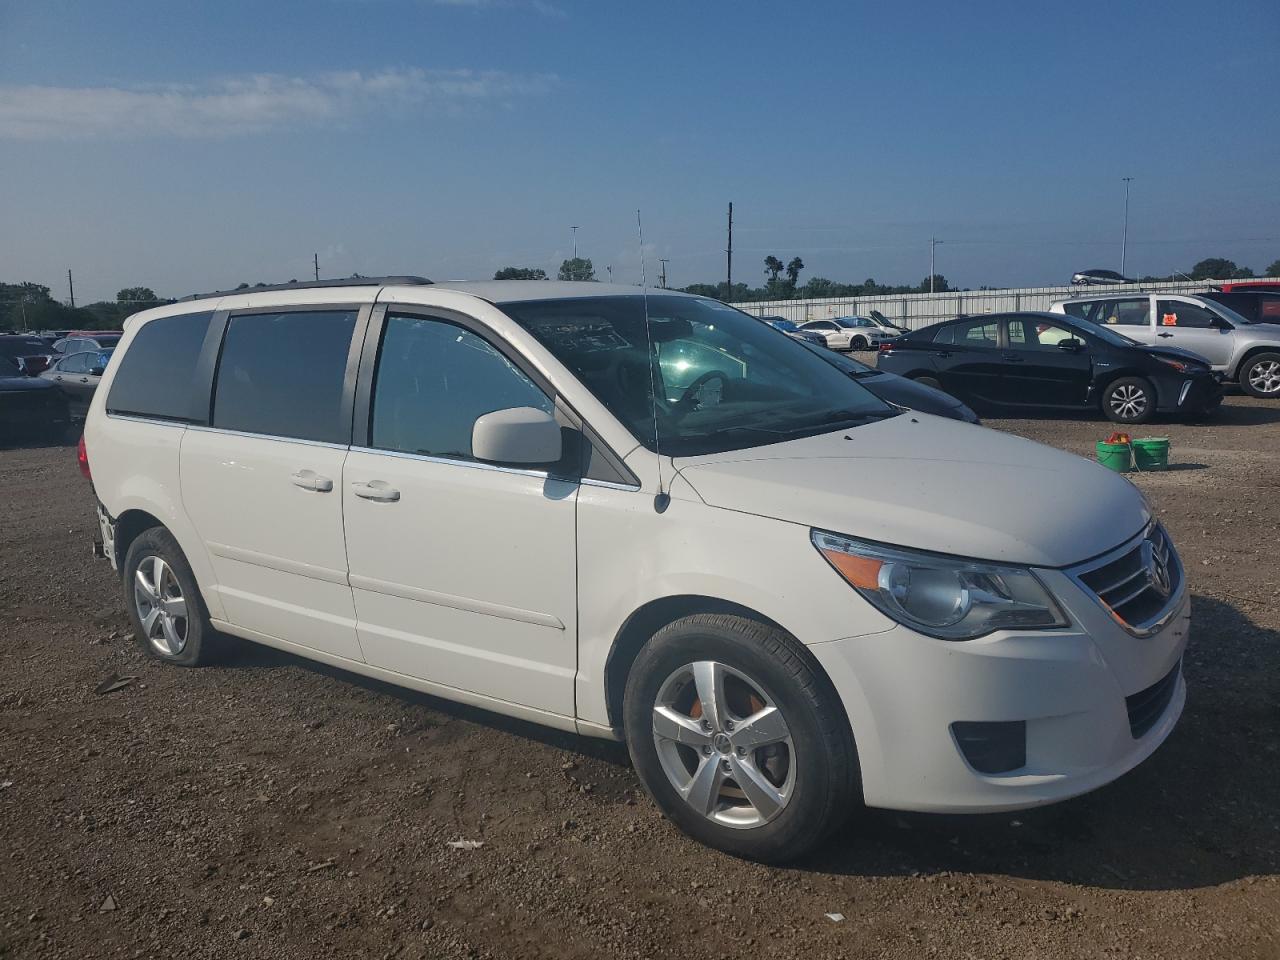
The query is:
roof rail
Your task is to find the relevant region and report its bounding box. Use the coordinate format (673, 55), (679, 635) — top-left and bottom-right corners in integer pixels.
(179, 275), (432, 302)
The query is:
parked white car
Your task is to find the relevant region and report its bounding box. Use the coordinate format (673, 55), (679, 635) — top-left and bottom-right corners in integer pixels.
(798, 316), (901, 351)
(83, 278), (1189, 862)
(1049, 292), (1280, 398)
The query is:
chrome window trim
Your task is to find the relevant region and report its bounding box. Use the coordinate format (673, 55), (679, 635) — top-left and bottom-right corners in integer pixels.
(184, 423), (351, 451)
(105, 412), (192, 428)
(1066, 522), (1185, 638)
(580, 477), (641, 492)
(348, 445), (566, 482)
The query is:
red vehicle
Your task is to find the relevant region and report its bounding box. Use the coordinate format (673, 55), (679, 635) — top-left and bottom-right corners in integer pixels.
(1216, 280), (1280, 292)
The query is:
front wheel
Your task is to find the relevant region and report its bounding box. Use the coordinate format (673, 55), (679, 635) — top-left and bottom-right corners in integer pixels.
(1240, 352), (1280, 398)
(623, 614), (859, 863)
(1102, 376), (1155, 424)
(851, 336), (869, 351)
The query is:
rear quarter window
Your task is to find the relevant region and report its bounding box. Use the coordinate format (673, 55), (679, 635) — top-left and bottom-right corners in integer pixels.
(106, 312), (214, 421)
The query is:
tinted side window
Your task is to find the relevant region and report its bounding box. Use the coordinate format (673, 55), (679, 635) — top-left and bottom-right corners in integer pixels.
(1008, 318), (1077, 349)
(62, 353), (88, 374)
(1260, 297), (1280, 321)
(1096, 298), (1150, 327)
(952, 319), (999, 347)
(1059, 301), (1095, 321)
(106, 312), (214, 421)
(1157, 300), (1217, 329)
(213, 310), (357, 442)
(369, 314), (553, 461)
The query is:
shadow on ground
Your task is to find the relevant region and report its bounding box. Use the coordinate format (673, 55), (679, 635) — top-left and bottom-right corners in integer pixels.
(212, 593), (1280, 893)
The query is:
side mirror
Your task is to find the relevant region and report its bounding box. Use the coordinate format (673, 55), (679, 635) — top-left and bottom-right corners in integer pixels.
(1057, 338), (1084, 352)
(1210, 317), (1231, 331)
(90, 366), (106, 377)
(472, 406), (562, 466)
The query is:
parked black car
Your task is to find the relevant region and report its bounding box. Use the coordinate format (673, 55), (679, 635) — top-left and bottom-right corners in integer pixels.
(1071, 269), (1135, 286)
(1202, 290), (1280, 326)
(0, 334), (56, 376)
(0, 355), (71, 443)
(799, 341), (980, 423)
(876, 312), (1222, 424)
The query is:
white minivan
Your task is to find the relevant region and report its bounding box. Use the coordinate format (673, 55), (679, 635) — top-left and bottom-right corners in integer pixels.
(83, 278), (1189, 862)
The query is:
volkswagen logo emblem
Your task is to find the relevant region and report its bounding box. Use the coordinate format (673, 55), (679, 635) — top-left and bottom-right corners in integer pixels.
(1142, 541), (1172, 598)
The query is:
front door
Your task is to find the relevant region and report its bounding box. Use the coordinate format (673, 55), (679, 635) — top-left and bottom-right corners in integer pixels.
(997, 316), (1093, 407)
(342, 311), (579, 716)
(180, 307), (365, 661)
(1154, 298), (1236, 368)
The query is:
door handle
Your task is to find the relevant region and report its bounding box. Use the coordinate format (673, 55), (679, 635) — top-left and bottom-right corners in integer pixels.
(1001, 354), (1024, 362)
(55, 376), (63, 381)
(79, 377), (90, 383)
(290, 470), (333, 493)
(1157, 332), (1174, 338)
(933, 351), (952, 358)
(351, 480), (400, 503)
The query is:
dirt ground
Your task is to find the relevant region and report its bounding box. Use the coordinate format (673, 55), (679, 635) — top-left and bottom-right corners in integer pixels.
(1, 397), (1278, 960)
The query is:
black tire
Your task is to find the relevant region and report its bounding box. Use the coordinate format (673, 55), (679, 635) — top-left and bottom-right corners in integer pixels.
(122, 527), (219, 667)
(912, 375), (943, 391)
(851, 336), (869, 351)
(1239, 352), (1280, 399)
(623, 614), (859, 863)
(1102, 376), (1156, 424)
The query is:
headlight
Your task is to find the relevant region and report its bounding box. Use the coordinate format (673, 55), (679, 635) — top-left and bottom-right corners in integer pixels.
(812, 530), (1068, 640)
(1155, 356), (1203, 374)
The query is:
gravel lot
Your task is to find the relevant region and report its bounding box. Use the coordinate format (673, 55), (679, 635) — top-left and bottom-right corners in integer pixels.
(2, 398), (1278, 960)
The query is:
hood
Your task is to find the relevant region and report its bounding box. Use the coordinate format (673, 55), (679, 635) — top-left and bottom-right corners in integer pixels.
(675, 414), (1148, 568)
(0, 376), (56, 392)
(857, 370), (968, 419)
(1142, 344), (1213, 367)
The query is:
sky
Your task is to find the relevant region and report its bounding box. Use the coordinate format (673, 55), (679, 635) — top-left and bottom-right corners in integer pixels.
(2, 0), (1278, 303)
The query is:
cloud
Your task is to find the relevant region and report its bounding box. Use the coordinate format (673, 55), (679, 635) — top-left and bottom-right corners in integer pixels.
(0, 68), (557, 140)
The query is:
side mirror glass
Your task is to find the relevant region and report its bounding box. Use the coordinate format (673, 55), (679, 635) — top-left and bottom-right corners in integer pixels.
(1057, 338), (1084, 352)
(472, 406), (562, 466)
(90, 366), (106, 377)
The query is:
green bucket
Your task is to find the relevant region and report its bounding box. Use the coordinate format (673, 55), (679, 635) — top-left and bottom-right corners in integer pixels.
(1096, 440), (1132, 473)
(1132, 437), (1170, 471)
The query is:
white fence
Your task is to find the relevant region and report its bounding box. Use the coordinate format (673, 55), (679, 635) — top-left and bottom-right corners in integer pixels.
(733, 279), (1222, 331)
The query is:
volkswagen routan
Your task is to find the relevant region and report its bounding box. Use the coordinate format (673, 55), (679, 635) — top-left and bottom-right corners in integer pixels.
(83, 278), (1189, 862)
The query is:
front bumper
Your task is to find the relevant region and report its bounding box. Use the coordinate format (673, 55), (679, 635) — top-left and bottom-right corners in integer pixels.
(808, 565), (1190, 813)
(1158, 374), (1222, 413)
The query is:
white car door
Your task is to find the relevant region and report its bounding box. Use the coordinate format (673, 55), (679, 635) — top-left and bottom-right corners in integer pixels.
(341, 309), (579, 716)
(180, 306), (366, 661)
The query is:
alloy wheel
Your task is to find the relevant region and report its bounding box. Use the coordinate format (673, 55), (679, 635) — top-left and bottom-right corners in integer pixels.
(651, 660), (795, 829)
(1248, 359), (1280, 395)
(1109, 383), (1148, 420)
(133, 555), (189, 656)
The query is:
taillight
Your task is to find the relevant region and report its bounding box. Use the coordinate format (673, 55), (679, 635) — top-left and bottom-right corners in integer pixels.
(77, 434), (92, 481)
(878, 342), (893, 353)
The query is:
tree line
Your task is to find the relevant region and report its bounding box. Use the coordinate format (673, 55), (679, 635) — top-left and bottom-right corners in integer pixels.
(6, 252), (1278, 332)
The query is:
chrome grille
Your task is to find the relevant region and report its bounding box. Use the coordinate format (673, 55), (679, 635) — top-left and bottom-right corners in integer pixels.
(1070, 524), (1183, 637)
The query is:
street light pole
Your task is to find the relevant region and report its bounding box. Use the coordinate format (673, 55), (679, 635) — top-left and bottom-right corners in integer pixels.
(1120, 177), (1134, 277)
(930, 238), (943, 294)
(658, 259), (669, 289)
(571, 226), (579, 260)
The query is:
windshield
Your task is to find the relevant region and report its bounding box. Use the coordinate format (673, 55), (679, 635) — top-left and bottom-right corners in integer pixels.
(772, 320), (799, 332)
(1204, 301), (1250, 326)
(869, 310), (908, 332)
(502, 295), (897, 457)
(800, 340), (874, 374)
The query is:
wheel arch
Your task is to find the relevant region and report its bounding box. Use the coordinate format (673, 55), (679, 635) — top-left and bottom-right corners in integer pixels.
(603, 595), (844, 735)
(113, 508), (165, 570)
(1236, 344), (1280, 380)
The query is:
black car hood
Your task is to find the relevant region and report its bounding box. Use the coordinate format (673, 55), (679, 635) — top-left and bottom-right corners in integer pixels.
(0, 376), (56, 392)
(855, 369), (970, 419)
(1141, 344), (1214, 367)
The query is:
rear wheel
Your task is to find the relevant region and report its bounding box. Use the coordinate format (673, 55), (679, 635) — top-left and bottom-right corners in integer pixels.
(1102, 376), (1155, 424)
(1240, 352), (1280, 398)
(623, 614), (859, 863)
(123, 527), (218, 666)
(850, 335), (869, 351)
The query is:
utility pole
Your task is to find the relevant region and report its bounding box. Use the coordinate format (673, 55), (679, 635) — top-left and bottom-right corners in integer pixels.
(929, 238), (943, 294)
(571, 226), (579, 260)
(67, 269), (75, 308)
(658, 259), (669, 289)
(314, 253), (320, 282)
(606, 265), (613, 282)
(726, 202), (733, 294)
(1120, 177), (1134, 277)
